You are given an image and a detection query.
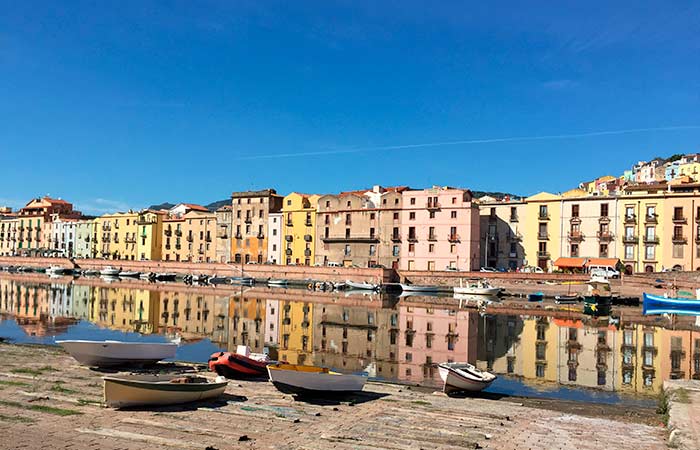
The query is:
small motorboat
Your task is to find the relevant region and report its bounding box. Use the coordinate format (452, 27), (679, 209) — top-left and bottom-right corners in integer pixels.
(47, 266), (72, 275)
(82, 269), (100, 276)
(528, 292), (544, 302)
(56, 340), (177, 367)
(103, 374), (228, 408)
(230, 276), (254, 286)
(190, 274), (208, 283)
(100, 267), (121, 276)
(333, 282), (347, 291)
(267, 363), (367, 396)
(268, 279), (288, 287)
(119, 271), (140, 278)
(400, 283), (441, 293)
(140, 272), (155, 280)
(209, 346), (271, 378)
(154, 272), (177, 281)
(346, 280), (380, 291)
(207, 275), (230, 285)
(453, 279), (501, 296)
(438, 362), (496, 393)
(643, 293), (700, 315)
(554, 294), (580, 304)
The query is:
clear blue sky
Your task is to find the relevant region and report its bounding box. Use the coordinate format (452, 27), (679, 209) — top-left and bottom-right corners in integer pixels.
(1, 1), (699, 215)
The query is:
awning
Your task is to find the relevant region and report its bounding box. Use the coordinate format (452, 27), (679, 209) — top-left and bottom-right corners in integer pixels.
(553, 257), (586, 268)
(584, 258), (620, 267)
(553, 318), (583, 328)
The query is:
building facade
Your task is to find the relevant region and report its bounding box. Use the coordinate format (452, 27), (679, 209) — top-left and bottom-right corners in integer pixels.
(281, 193), (320, 266)
(399, 187), (480, 271)
(267, 212), (282, 264)
(479, 199), (526, 270)
(215, 205), (232, 263)
(231, 189), (283, 264)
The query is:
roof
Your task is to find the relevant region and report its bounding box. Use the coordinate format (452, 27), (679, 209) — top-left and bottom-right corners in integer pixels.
(181, 203), (209, 212)
(585, 258), (620, 267)
(216, 205), (232, 211)
(231, 189), (279, 199)
(553, 257), (586, 268)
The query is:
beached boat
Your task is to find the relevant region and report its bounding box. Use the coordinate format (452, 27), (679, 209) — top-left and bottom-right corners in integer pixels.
(643, 293), (700, 315)
(56, 340), (177, 367)
(528, 292), (544, 302)
(100, 267), (120, 276)
(119, 271), (140, 278)
(103, 374), (228, 408)
(267, 363), (367, 396)
(346, 280), (380, 291)
(438, 362), (496, 393)
(209, 346), (271, 378)
(453, 279), (501, 296)
(400, 283), (441, 293)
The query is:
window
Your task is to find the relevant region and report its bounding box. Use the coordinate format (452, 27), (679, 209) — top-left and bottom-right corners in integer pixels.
(369, 245), (376, 256)
(408, 226), (416, 239)
(392, 245), (400, 256)
(428, 244), (435, 253)
(410, 198), (416, 205)
(393, 212), (399, 220)
(674, 207), (684, 220)
(539, 205), (548, 218)
(570, 244), (579, 257)
(571, 204), (579, 217)
(429, 211), (435, 219)
(625, 245), (634, 260)
(600, 203), (609, 217)
(405, 352), (412, 362)
(645, 245), (655, 260)
(344, 245), (351, 256)
(408, 243), (415, 252)
(325, 200), (330, 207)
(451, 211), (457, 219)
(673, 244), (684, 259)
(409, 212), (416, 220)
(646, 205), (656, 218)
(568, 367), (577, 381)
(536, 343), (546, 360)
(536, 364), (545, 378)
(599, 244), (608, 257)
(450, 244), (456, 253)
(597, 370), (606, 386)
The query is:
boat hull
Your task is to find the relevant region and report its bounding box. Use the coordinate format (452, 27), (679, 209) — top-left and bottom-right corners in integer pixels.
(438, 363), (495, 393)
(267, 365), (366, 396)
(400, 284), (440, 293)
(643, 293), (700, 315)
(103, 375), (227, 408)
(346, 280), (379, 290)
(453, 287), (501, 295)
(528, 293), (544, 302)
(57, 340), (177, 367)
(209, 352), (269, 378)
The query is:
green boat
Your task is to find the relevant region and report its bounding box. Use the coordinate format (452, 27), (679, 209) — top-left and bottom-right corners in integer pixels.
(583, 295), (611, 316)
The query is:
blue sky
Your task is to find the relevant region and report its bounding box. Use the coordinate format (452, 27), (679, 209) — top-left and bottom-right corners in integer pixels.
(1, 1), (699, 214)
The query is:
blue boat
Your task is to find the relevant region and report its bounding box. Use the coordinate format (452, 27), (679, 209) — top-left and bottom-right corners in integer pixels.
(528, 292), (544, 302)
(643, 293), (700, 316)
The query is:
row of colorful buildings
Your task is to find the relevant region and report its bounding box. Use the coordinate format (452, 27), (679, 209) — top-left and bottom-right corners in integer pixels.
(1, 277), (697, 394)
(5, 169), (700, 273)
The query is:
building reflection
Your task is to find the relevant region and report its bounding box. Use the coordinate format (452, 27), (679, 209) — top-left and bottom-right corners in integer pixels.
(3, 275), (700, 396)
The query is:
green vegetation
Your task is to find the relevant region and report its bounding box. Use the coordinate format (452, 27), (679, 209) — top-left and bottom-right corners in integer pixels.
(50, 384), (79, 395)
(0, 400), (83, 416)
(657, 390), (670, 426)
(0, 413), (36, 424)
(0, 380), (31, 387)
(10, 366), (58, 376)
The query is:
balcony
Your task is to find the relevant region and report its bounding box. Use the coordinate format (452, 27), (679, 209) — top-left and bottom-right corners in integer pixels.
(597, 231), (614, 242)
(624, 214), (637, 224)
(125, 235), (136, 244)
(643, 235), (660, 244)
(672, 235), (687, 244)
(305, 220), (313, 227)
(322, 235), (380, 244)
(391, 233), (401, 242)
(567, 231), (584, 242)
(645, 214), (658, 224)
(673, 216), (687, 224)
(165, 229), (172, 236)
(537, 251), (550, 259)
(198, 248), (204, 254)
(622, 235), (638, 244)
(186, 234), (194, 242)
(538, 232), (549, 241)
(285, 248), (293, 255)
(509, 215), (519, 223)
(285, 235), (293, 242)
(205, 234), (212, 242)
(286, 221), (293, 227)
(407, 235), (418, 242)
(304, 234), (313, 242)
(257, 232), (264, 240)
(570, 216), (581, 225)
(304, 249), (312, 257)
(538, 212), (550, 220)
(175, 230), (182, 237)
(426, 201), (441, 210)
(448, 234), (460, 242)
(509, 233), (523, 242)
(428, 234), (437, 241)
(599, 216), (611, 224)
(175, 244), (181, 250)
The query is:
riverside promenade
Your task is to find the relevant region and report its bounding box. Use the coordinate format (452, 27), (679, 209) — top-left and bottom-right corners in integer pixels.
(0, 343), (667, 450)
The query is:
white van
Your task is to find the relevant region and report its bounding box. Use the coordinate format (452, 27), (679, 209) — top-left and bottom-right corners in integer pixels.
(589, 266), (620, 279)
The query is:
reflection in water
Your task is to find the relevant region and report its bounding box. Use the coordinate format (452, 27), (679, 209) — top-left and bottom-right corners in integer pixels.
(1, 275), (699, 401)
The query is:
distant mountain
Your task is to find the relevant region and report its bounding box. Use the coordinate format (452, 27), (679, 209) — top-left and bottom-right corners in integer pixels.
(147, 202), (175, 211)
(206, 199), (230, 211)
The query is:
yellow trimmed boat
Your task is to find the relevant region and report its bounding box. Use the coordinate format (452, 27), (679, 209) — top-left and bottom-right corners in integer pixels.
(103, 374), (228, 408)
(267, 363), (367, 396)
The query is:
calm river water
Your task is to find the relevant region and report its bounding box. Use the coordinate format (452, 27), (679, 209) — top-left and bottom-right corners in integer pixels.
(2, 274), (692, 408)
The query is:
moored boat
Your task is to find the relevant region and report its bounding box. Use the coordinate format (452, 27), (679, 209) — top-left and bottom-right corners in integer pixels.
(207, 275), (230, 285)
(555, 294), (580, 304)
(346, 280), (380, 291)
(47, 266), (72, 275)
(643, 293), (700, 315)
(400, 283), (441, 293)
(438, 362), (496, 393)
(268, 279), (289, 287)
(154, 272), (177, 281)
(119, 271), (140, 278)
(453, 279), (501, 296)
(56, 340), (177, 367)
(267, 363), (367, 396)
(103, 374), (228, 408)
(209, 346), (271, 378)
(100, 267), (120, 276)
(528, 292), (544, 302)
(230, 276), (254, 286)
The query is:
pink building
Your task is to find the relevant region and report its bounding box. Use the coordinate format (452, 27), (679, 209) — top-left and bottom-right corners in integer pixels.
(398, 305), (478, 385)
(399, 186), (480, 271)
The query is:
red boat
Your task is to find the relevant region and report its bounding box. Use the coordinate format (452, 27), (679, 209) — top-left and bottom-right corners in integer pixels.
(208, 347), (271, 378)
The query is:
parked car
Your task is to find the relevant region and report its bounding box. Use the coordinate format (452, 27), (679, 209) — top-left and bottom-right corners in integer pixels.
(589, 266), (620, 279)
(521, 266), (544, 273)
(327, 262), (342, 267)
(479, 267), (498, 273)
(445, 266), (462, 272)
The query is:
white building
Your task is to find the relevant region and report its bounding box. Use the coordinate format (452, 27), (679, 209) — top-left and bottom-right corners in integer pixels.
(267, 212), (282, 264)
(265, 299), (279, 347)
(74, 220), (97, 258)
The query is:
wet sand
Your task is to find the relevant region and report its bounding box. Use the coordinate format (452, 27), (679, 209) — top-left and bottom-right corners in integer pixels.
(0, 342), (666, 450)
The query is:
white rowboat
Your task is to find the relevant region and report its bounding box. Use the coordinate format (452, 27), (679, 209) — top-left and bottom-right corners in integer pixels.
(56, 340), (177, 367)
(268, 364), (367, 396)
(103, 374), (228, 408)
(453, 279), (502, 296)
(100, 267), (120, 276)
(438, 362), (496, 393)
(345, 280), (380, 291)
(399, 283), (440, 293)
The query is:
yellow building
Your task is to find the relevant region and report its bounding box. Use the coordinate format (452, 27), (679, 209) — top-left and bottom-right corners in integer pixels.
(278, 300), (313, 365)
(523, 192), (562, 271)
(281, 193), (320, 265)
(678, 162), (700, 182)
(521, 316), (557, 382)
(136, 210), (165, 261)
(97, 210), (164, 261)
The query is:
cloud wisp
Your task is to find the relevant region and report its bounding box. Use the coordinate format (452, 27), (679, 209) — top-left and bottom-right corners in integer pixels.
(235, 125), (700, 161)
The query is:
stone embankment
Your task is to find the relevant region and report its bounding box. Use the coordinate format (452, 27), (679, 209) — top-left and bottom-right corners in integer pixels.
(0, 343), (667, 450)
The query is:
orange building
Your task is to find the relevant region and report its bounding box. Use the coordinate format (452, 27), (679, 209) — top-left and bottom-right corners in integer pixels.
(231, 189), (283, 264)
